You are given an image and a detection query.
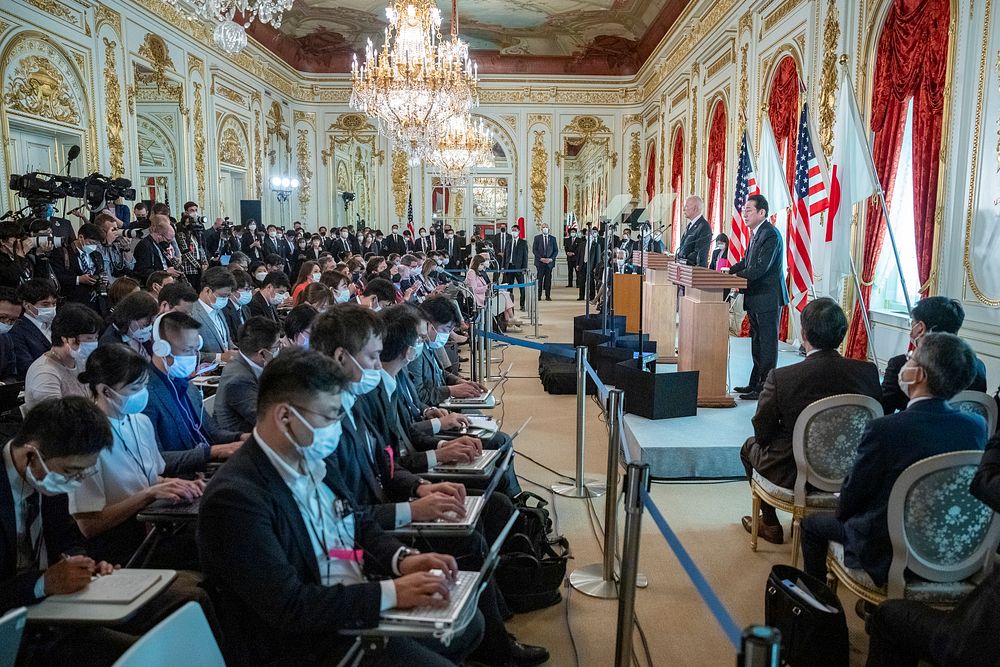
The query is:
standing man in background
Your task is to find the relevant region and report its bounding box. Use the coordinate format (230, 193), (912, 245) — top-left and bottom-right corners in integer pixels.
(563, 226), (578, 288)
(532, 224), (558, 301)
(727, 194), (787, 400)
(676, 196), (713, 267)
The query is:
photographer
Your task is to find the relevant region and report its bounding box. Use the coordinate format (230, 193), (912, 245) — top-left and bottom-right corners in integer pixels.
(128, 202), (150, 231)
(0, 221), (34, 288)
(202, 217), (232, 262)
(133, 215), (183, 283)
(177, 214), (208, 291)
(50, 223), (109, 314)
(92, 213), (134, 284)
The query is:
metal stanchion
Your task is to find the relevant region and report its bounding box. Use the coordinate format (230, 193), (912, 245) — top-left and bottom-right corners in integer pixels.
(475, 310), (487, 384)
(483, 289), (494, 380)
(469, 310), (480, 384)
(614, 462), (649, 667)
(552, 347), (604, 498)
(526, 269), (547, 340)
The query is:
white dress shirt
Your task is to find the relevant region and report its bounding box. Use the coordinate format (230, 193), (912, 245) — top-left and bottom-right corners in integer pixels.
(254, 429), (397, 609)
(4, 442), (46, 597)
(198, 299), (230, 349)
(24, 314), (51, 343)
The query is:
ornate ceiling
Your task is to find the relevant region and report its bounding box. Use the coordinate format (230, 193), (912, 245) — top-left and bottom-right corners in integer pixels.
(247, 0), (689, 75)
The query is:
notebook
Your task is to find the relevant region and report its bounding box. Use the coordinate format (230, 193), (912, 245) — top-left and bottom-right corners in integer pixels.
(45, 571), (162, 605)
(380, 512), (517, 629)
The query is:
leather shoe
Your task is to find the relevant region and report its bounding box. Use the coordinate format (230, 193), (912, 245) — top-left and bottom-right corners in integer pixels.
(739, 391), (760, 400)
(733, 385), (753, 393)
(509, 636), (549, 666)
(741, 515), (784, 545)
(545, 296), (551, 301)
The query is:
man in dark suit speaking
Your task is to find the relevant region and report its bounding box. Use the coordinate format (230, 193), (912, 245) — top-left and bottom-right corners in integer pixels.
(727, 194), (788, 400)
(532, 224), (558, 301)
(676, 196), (713, 267)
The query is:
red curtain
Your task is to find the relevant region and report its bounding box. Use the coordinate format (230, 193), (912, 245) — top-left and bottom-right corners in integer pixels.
(845, 0), (950, 358)
(706, 101), (727, 233)
(768, 56), (801, 343)
(432, 186), (450, 215)
(670, 127), (684, 248)
(645, 144), (656, 202)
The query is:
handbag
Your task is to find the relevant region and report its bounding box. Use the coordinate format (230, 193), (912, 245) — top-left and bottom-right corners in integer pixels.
(764, 565), (848, 667)
(495, 492), (570, 613)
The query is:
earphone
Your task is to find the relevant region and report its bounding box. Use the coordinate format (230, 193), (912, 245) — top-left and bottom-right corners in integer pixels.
(151, 312), (204, 358)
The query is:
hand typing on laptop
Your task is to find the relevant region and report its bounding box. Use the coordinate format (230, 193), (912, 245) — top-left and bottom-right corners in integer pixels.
(394, 554), (459, 609)
(436, 411), (470, 430)
(146, 476), (205, 504)
(448, 382), (482, 399)
(411, 481), (468, 521)
(435, 436), (483, 464)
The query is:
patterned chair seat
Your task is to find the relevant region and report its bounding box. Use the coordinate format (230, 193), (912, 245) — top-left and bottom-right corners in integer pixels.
(828, 542), (978, 605)
(751, 471), (839, 509)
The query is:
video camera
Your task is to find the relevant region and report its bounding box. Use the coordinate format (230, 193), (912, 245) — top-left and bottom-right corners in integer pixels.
(9, 171), (136, 219)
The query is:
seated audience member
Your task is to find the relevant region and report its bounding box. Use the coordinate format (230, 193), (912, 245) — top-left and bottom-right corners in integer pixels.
(145, 270), (174, 296)
(249, 270), (290, 321)
(358, 276), (397, 311)
(299, 281), (332, 311)
(881, 296), (988, 414)
(0, 286), (22, 381)
(107, 277), (140, 311)
(1, 397), (134, 665)
(466, 255), (521, 331)
(72, 345), (203, 565)
(222, 269), (254, 341)
(8, 278), (58, 381)
(142, 312), (245, 475)
(740, 298), (881, 544)
(283, 303), (318, 348)
(190, 265), (239, 358)
(197, 348), (484, 666)
(290, 260), (321, 303)
(410, 295), (486, 405)
(320, 269), (353, 305)
(24, 304), (103, 409)
(861, 428), (1000, 667)
(215, 316), (282, 433)
(800, 333), (989, 585)
(99, 289), (159, 360)
(156, 281), (198, 315)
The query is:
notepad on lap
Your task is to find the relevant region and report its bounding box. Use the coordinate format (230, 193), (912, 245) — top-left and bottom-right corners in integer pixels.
(46, 571), (162, 605)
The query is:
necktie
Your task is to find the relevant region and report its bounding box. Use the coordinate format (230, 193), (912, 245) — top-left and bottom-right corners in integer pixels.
(20, 491), (41, 569)
(543, 235), (548, 254)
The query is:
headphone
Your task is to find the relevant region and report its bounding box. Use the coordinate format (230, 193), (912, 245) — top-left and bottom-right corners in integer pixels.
(151, 312), (204, 358)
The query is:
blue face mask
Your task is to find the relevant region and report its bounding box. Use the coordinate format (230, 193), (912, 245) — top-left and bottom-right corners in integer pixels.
(287, 406), (343, 460)
(237, 290), (253, 306)
(427, 330), (450, 349)
(347, 352), (381, 396)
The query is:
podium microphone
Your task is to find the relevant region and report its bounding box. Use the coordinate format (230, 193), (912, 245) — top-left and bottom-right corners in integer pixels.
(65, 145), (80, 176)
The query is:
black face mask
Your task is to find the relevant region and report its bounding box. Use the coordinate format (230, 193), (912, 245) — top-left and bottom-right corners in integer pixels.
(391, 273), (402, 283)
(499, 228), (507, 234)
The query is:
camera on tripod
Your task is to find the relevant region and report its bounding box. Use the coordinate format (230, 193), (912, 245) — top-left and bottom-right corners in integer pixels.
(7, 171), (136, 233)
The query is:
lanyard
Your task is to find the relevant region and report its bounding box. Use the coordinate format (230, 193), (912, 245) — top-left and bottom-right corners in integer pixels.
(109, 415), (151, 480)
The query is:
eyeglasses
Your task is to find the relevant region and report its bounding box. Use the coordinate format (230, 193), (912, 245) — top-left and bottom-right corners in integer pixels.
(292, 404), (344, 425)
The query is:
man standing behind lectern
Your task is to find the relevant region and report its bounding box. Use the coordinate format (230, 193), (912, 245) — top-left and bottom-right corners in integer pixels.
(676, 196), (713, 267)
(727, 194), (787, 400)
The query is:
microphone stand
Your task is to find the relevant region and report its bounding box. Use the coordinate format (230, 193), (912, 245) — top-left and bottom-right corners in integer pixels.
(638, 225), (648, 371)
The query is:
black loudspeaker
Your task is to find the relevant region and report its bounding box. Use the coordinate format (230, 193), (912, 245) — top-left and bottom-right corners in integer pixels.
(240, 200), (262, 227)
(573, 314), (625, 347)
(616, 359), (698, 419)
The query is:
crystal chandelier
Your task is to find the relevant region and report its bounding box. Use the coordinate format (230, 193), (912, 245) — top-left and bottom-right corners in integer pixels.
(351, 0), (479, 156)
(429, 114), (494, 185)
(166, 0), (294, 54)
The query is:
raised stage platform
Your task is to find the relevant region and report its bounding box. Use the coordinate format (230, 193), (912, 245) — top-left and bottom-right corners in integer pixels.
(621, 336), (802, 479)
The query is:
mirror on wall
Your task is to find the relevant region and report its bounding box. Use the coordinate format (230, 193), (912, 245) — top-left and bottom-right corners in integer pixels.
(430, 132), (512, 238)
(134, 63), (187, 214)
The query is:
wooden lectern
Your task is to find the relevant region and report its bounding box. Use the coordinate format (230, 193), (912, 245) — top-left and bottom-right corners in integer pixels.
(667, 262), (747, 408)
(631, 251), (678, 363)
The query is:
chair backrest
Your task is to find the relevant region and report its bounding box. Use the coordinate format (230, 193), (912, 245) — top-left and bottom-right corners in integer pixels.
(792, 393), (882, 503)
(886, 450), (1000, 598)
(202, 394), (216, 417)
(112, 602), (224, 667)
(0, 607), (27, 667)
(951, 391), (998, 436)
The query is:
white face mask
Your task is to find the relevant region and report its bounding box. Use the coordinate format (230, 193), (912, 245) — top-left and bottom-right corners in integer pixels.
(72, 340), (99, 367)
(166, 354), (198, 379)
(334, 289), (351, 304)
(428, 330), (450, 349)
(25, 447), (85, 495)
(0, 322), (11, 335)
(346, 352), (381, 396)
(211, 296), (228, 310)
(311, 272), (322, 282)
(108, 385), (150, 415)
(287, 405), (343, 461)
(237, 290), (253, 306)
(270, 291), (289, 306)
(255, 271), (268, 282)
(340, 232), (349, 239)
(541, 228), (549, 235)
(898, 363), (919, 397)
(268, 231), (278, 239)
(33, 306), (57, 324)
(130, 323), (153, 343)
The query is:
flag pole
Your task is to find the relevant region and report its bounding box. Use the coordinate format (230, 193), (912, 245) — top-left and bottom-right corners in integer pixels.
(848, 253), (879, 367)
(840, 59), (914, 313)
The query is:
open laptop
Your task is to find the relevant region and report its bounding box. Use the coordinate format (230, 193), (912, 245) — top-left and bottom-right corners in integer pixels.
(444, 364), (512, 407)
(0, 608), (26, 667)
(137, 496), (202, 520)
(379, 512), (517, 630)
(432, 417), (531, 475)
(401, 449), (513, 533)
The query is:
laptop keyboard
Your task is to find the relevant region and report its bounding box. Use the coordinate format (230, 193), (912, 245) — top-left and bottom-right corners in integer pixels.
(395, 571), (477, 621)
(436, 450), (499, 471)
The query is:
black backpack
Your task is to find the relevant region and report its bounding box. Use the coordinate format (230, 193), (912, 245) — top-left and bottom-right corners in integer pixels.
(495, 492), (570, 613)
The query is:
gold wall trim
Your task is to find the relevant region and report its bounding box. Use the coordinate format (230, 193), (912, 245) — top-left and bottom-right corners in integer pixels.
(763, 0), (806, 33)
(296, 128), (312, 216)
(530, 130), (547, 225)
(627, 131), (641, 199)
(94, 5), (122, 38)
(818, 0), (840, 158)
(192, 81), (206, 203)
(391, 148), (408, 219)
(706, 47), (734, 79)
(25, 0), (72, 24)
(623, 113), (643, 126)
(103, 38), (125, 177)
(527, 113), (551, 129)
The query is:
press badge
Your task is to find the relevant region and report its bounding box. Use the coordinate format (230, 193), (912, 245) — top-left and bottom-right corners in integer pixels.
(327, 504), (363, 562)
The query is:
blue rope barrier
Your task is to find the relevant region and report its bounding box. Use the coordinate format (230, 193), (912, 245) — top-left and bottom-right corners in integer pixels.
(496, 282), (535, 290)
(640, 488), (742, 648)
(583, 361), (609, 404)
(475, 328), (576, 357)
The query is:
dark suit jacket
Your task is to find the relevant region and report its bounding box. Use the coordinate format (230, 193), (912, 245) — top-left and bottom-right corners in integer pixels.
(1, 454), (85, 613)
(131, 236), (169, 282)
(189, 300), (231, 354)
(248, 292), (278, 322)
(0, 333), (15, 382)
(444, 238), (462, 269)
(836, 398), (987, 586)
(333, 402), (424, 530)
(361, 382), (438, 474)
(880, 352), (988, 415)
(493, 233), (515, 269)
(511, 239), (528, 271)
(729, 222), (788, 313)
(971, 432), (1000, 513)
(407, 347), (460, 406)
(532, 234), (558, 267)
(414, 236), (433, 254)
(676, 216), (713, 267)
(222, 301), (252, 342)
(747, 350), (881, 488)
(214, 355), (259, 433)
(262, 236), (283, 260)
(50, 248), (98, 307)
(574, 237), (601, 270)
(384, 234), (407, 256)
(8, 318), (50, 382)
(197, 436), (402, 666)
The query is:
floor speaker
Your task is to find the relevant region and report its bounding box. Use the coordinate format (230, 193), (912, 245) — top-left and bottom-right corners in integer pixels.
(616, 359), (698, 419)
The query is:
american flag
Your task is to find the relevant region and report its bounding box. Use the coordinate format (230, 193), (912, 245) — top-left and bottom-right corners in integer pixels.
(405, 189), (414, 236)
(789, 104), (828, 311)
(730, 132), (758, 262)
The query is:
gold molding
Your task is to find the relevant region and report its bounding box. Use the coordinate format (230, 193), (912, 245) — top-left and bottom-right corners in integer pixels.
(94, 5), (122, 37)
(296, 128), (312, 216)
(738, 9), (753, 35)
(4, 53), (81, 125)
(623, 113), (643, 127)
(527, 113), (551, 129)
(102, 38), (125, 177)
(706, 47), (734, 79)
(138, 34), (175, 86)
(737, 44), (749, 140)
(689, 84), (698, 190)
(253, 108), (262, 196)
(0, 19), (10, 35)
(218, 122), (246, 167)
(670, 87), (688, 108)
(187, 53), (204, 76)
(391, 148), (409, 219)
(266, 101), (289, 165)
(530, 130), (548, 226)
(25, 0), (72, 23)
(763, 0), (806, 33)
(562, 115), (613, 139)
(963, 0), (998, 306)
(500, 113), (517, 130)
(818, 0), (840, 158)
(192, 81), (206, 203)
(216, 84), (246, 107)
(293, 110), (316, 127)
(627, 131), (641, 200)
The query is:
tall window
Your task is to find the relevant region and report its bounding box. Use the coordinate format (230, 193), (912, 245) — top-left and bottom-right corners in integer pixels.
(670, 127), (684, 249)
(871, 98), (921, 312)
(705, 101), (728, 233)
